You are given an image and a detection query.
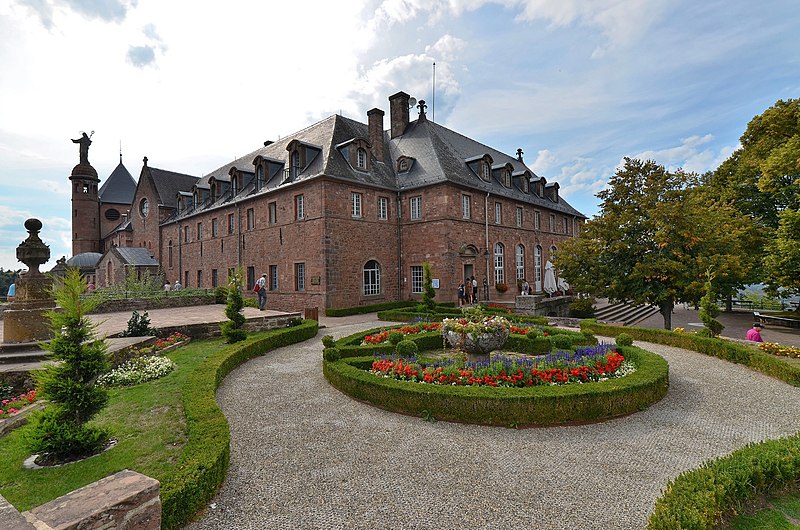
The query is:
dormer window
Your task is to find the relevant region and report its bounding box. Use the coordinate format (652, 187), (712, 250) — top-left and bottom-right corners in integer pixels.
(356, 148), (367, 169)
(521, 176), (529, 193)
(399, 159), (408, 172)
(209, 181), (217, 202)
(290, 150), (300, 179)
(503, 170), (511, 188)
(256, 165), (265, 190)
(482, 162), (491, 181)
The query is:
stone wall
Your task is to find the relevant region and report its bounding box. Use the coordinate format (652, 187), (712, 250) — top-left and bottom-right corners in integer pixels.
(0, 470), (160, 530)
(92, 293), (216, 314)
(515, 294), (573, 317)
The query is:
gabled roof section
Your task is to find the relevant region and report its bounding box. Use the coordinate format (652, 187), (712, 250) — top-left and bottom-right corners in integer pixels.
(113, 246), (159, 266)
(148, 167), (199, 208)
(98, 161), (136, 204)
(388, 119), (586, 218)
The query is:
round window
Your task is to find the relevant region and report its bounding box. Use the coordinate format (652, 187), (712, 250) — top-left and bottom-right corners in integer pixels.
(105, 208), (120, 221)
(140, 198), (149, 217)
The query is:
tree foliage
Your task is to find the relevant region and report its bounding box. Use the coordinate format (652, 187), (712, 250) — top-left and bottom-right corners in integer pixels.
(422, 262), (436, 311)
(28, 268), (109, 461)
(764, 209), (800, 298)
(557, 158), (758, 329)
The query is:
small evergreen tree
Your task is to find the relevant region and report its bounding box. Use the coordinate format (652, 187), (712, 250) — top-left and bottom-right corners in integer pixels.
(699, 271), (724, 337)
(221, 269), (247, 343)
(422, 262), (436, 312)
(28, 268), (109, 462)
(120, 310), (158, 337)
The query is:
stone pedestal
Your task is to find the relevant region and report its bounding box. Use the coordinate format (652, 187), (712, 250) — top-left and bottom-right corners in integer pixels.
(3, 219), (55, 344)
(515, 294), (574, 317)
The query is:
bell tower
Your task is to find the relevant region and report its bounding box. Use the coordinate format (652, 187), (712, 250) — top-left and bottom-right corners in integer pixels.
(69, 131), (101, 255)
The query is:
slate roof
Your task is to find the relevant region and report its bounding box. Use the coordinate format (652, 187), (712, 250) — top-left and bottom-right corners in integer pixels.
(165, 111), (585, 221)
(67, 252), (102, 268)
(388, 119), (586, 218)
(98, 161), (137, 205)
(113, 247), (159, 266)
(148, 168), (199, 208)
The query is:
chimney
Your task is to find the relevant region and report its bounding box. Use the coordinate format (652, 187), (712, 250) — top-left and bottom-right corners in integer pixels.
(367, 108), (385, 162)
(389, 91), (410, 139)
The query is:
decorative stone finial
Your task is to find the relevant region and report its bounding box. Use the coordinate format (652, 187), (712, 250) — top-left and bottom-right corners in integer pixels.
(516, 148), (524, 162)
(16, 218), (50, 276)
(143, 156), (148, 166)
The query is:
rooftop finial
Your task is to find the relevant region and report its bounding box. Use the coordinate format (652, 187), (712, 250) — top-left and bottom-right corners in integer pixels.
(143, 156), (148, 167)
(516, 148), (524, 162)
(119, 139), (123, 164)
(417, 99), (428, 123)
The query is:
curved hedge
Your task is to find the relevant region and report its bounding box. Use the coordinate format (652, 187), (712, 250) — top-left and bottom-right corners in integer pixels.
(648, 433), (800, 529)
(325, 300), (417, 317)
(160, 320), (318, 529)
(323, 344), (668, 427)
(377, 307), (548, 325)
(580, 320), (800, 387)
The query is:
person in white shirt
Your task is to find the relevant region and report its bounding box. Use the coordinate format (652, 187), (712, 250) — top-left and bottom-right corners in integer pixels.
(256, 274), (267, 310)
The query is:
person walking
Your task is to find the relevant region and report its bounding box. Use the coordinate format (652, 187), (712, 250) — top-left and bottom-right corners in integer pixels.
(463, 279), (471, 304)
(746, 323), (764, 342)
(256, 273), (268, 310)
(458, 281), (465, 307)
(471, 276), (478, 304)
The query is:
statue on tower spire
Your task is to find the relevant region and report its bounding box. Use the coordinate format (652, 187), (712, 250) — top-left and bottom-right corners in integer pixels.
(72, 131), (94, 164)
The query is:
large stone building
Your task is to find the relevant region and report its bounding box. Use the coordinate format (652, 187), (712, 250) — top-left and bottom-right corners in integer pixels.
(73, 91), (586, 311)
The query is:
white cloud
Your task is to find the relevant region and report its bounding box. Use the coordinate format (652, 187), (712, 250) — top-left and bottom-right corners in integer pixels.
(529, 148), (557, 174)
(629, 135), (738, 174)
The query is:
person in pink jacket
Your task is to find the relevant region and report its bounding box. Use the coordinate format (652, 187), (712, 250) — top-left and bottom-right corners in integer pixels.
(746, 323), (764, 342)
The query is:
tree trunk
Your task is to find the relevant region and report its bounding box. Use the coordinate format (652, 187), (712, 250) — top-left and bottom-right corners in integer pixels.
(725, 293), (732, 312)
(660, 300), (674, 330)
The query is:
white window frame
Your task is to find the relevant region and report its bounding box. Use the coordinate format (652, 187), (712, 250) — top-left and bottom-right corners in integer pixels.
(494, 242), (505, 285)
(356, 148), (367, 169)
(363, 260), (381, 295)
(378, 197), (388, 220)
(495, 202), (502, 224)
(462, 194), (471, 219)
(411, 265), (423, 294)
(549, 214), (555, 232)
(410, 196), (421, 220)
(516, 207), (523, 227)
(534, 210), (541, 230)
(295, 262), (305, 291)
(535, 245), (542, 291)
(296, 194), (305, 220)
(352, 192), (362, 218)
(516, 244), (525, 280)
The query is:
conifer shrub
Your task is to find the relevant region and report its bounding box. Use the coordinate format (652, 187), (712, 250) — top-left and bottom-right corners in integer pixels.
(120, 310), (158, 337)
(27, 268), (110, 462)
(221, 271), (247, 343)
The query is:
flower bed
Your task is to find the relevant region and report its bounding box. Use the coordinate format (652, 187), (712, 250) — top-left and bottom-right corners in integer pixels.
(97, 356), (177, 387)
(362, 323), (442, 345)
(370, 344), (631, 387)
(323, 335), (668, 426)
(759, 341), (800, 359)
(0, 390), (37, 418)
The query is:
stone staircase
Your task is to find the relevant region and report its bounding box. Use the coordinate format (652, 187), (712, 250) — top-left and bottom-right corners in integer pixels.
(594, 300), (660, 326)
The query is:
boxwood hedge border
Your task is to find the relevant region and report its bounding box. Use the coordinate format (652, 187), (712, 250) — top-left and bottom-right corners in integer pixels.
(160, 320), (318, 530)
(323, 343), (668, 427)
(576, 319), (800, 528)
(579, 319), (800, 387)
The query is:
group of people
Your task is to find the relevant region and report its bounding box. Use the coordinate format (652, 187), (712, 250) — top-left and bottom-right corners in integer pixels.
(457, 276), (479, 307)
(164, 280), (183, 292)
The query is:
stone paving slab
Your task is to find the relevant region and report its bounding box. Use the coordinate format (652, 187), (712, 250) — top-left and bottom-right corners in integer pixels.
(186, 323), (800, 530)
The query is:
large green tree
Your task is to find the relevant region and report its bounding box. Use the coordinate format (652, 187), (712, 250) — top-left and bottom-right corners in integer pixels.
(706, 99), (800, 295)
(557, 158), (758, 329)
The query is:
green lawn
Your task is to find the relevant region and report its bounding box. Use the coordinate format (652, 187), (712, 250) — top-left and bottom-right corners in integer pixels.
(729, 493), (800, 529)
(0, 337), (223, 511)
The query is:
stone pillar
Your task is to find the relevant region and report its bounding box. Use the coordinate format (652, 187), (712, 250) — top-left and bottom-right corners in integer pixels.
(3, 219), (56, 344)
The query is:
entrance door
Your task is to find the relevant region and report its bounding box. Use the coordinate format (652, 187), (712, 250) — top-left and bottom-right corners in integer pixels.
(463, 264), (474, 283)
(534, 245), (542, 292)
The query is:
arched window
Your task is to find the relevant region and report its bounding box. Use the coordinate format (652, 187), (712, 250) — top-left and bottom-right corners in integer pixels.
(139, 198), (149, 218)
(363, 260), (381, 295)
(482, 162), (491, 181)
(504, 171), (511, 188)
(534, 245), (542, 291)
(494, 243), (505, 285)
(168, 240), (173, 268)
(210, 183), (217, 202)
(516, 244), (525, 280)
(356, 148), (367, 169)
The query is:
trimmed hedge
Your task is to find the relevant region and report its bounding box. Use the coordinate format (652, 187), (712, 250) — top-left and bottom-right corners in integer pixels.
(159, 320), (318, 529)
(323, 344), (668, 427)
(332, 325), (594, 360)
(648, 433), (800, 529)
(325, 300), (417, 317)
(377, 307), (549, 325)
(580, 320), (800, 387)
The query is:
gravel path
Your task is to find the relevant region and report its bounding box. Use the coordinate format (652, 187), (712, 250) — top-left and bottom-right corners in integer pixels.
(186, 323), (800, 530)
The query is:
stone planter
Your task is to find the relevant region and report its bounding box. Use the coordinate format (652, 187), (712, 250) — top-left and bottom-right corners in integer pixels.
(444, 329), (509, 356)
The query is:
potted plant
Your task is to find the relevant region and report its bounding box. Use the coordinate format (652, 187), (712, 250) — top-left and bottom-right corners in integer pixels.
(495, 282), (508, 293)
(442, 311), (511, 360)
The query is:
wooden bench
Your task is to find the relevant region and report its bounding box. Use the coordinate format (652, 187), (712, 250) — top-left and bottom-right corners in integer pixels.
(754, 311), (800, 329)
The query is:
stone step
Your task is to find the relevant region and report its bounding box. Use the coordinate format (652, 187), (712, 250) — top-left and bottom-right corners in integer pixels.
(0, 350), (48, 365)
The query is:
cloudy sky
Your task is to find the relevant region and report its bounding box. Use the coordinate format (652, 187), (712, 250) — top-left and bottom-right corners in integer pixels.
(0, 0), (798, 272)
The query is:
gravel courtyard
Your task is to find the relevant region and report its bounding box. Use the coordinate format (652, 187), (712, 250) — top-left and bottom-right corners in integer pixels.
(187, 320), (800, 530)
